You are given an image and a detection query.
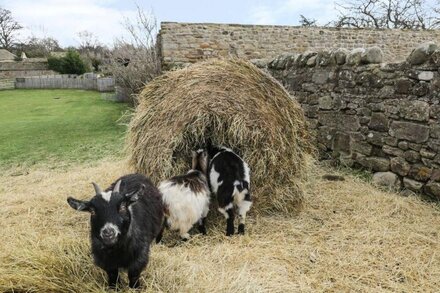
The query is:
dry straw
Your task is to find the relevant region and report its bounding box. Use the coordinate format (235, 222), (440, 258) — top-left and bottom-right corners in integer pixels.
(1, 160), (440, 292)
(127, 58), (312, 213)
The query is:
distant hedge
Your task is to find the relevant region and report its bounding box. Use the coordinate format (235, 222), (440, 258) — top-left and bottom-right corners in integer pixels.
(48, 49), (90, 75)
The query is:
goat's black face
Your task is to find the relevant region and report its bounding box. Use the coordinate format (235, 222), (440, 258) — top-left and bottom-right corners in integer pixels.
(67, 180), (140, 248)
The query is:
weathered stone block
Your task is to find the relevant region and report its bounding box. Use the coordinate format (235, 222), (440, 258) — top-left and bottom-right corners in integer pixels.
(428, 139), (440, 152)
(403, 178), (424, 192)
(431, 124), (440, 138)
(398, 141), (409, 150)
(408, 143), (422, 151)
(420, 148), (436, 159)
(408, 165), (433, 182)
(318, 95), (333, 110)
(333, 132), (351, 154)
(332, 48), (348, 65)
(372, 172), (401, 190)
(361, 47), (383, 64)
(318, 126), (336, 149)
(357, 156), (390, 171)
(368, 112), (389, 132)
(318, 112), (361, 131)
(307, 55), (317, 67)
(383, 145), (404, 157)
(366, 131), (386, 146)
(407, 42), (438, 65)
(424, 181), (440, 199)
(389, 121), (430, 143)
(383, 136), (398, 146)
(312, 70), (330, 84)
(431, 105), (440, 119)
(351, 141), (372, 155)
(417, 71), (434, 81)
(404, 150), (421, 163)
(431, 169), (440, 182)
(395, 79), (413, 94)
(399, 100), (429, 122)
(347, 48), (365, 66)
(391, 157), (410, 176)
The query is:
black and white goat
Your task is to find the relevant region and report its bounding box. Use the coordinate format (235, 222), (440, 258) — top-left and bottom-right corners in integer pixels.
(158, 149), (210, 241)
(208, 146), (252, 236)
(67, 174), (164, 289)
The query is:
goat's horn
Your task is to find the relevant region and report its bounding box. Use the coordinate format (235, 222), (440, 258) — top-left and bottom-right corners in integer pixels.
(113, 180), (122, 193)
(92, 182), (102, 195)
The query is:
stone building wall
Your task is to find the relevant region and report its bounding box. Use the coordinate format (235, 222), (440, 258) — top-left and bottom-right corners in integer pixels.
(266, 44), (440, 198)
(0, 60), (54, 78)
(159, 22), (440, 69)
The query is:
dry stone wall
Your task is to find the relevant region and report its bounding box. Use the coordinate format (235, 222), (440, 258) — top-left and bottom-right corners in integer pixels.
(0, 60), (54, 78)
(159, 22), (440, 69)
(266, 43), (440, 198)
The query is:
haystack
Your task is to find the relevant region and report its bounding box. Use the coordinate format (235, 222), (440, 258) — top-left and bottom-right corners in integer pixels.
(127, 59), (312, 213)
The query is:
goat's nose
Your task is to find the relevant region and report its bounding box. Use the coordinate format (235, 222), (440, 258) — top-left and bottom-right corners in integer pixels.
(102, 228), (116, 238)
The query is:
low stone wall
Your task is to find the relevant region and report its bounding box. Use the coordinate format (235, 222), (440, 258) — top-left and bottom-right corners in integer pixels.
(266, 43), (440, 198)
(0, 60), (55, 78)
(0, 79), (14, 90)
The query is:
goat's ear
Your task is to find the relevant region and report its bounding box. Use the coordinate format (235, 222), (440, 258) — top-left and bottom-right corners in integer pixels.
(67, 197), (91, 212)
(125, 184), (144, 204)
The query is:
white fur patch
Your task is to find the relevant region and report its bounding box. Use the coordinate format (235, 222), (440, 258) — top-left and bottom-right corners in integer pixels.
(100, 223), (120, 238)
(243, 162), (251, 187)
(209, 165), (222, 193)
(218, 207), (228, 219)
(100, 191), (112, 202)
(218, 203), (233, 219)
(159, 180), (210, 236)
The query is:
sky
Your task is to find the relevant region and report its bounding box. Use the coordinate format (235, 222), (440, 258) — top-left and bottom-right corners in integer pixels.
(1, 0), (341, 47)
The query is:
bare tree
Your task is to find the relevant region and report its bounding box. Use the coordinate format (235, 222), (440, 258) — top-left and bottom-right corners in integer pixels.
(15, 36), (61, 57)
(334, 0), (440, 29)
(76, 30), (107, 71)
(0, 7), (22, 49)
(299, 15), (318, 27)
(107, 5), (161, 104)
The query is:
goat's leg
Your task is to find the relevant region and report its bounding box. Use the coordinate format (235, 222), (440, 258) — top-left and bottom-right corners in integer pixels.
(197, 217), (207, 235)
(218, 203), (234, 236)
(128, 250), (149, 289)
(179, 222), (193, 241)
(155, 222), (166, 244)
(106, 269), (119, 289)
(237, 194), (252, 235)
(198, 206), (209, 235)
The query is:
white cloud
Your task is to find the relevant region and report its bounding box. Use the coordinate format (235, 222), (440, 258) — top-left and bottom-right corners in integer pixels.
(249, 5), (277, 25)
(3, 0), (137, 46)
(248, 0), (338, 26)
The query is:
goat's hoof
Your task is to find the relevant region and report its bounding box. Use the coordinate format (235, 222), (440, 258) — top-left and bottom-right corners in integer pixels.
(238, 224), (245, 235)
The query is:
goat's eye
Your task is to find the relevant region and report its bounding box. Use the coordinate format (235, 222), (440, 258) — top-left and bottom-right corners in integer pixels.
(119, 203), (127, 213)
(90, 208), (96, 216)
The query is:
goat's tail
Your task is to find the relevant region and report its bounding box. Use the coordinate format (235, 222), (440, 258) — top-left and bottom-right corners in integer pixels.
(234, 180), (249, 193)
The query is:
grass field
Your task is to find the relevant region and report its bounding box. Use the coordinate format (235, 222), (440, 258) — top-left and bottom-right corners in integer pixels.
(0, 89), (128, 168)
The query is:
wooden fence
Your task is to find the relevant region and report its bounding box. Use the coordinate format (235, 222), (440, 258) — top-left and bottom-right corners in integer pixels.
(14, 74), (115, 92)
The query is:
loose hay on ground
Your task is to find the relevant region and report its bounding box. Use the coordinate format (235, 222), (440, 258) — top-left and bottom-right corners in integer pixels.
(127, 59), (312, 214)
(1, 160), (440, 292)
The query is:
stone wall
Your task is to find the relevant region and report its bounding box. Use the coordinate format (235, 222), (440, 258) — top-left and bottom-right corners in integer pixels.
(0, 60), (55, 78)
(159, 22), (440, 69)
(0, 79), (14, 90)
(265, 43), (440, 198)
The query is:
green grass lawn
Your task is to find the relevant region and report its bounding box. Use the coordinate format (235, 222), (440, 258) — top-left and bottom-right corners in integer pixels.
(0, 89), (129, 168)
